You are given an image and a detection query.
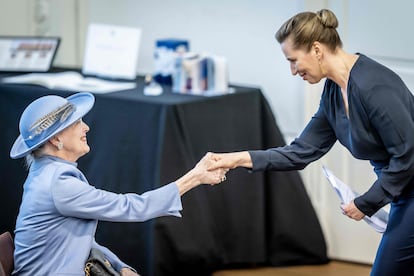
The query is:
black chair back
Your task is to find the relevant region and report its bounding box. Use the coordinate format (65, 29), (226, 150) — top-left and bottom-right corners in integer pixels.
(0, 232), (14, 276)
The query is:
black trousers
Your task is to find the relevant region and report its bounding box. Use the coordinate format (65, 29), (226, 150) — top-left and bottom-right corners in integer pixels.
(371, 196), (414, 276)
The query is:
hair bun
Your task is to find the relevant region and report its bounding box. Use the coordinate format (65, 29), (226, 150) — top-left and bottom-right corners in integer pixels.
(316, 9), (338, 29)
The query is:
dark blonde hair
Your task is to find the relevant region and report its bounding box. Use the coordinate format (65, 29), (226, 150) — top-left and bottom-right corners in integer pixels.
(275, 9), (342, 52)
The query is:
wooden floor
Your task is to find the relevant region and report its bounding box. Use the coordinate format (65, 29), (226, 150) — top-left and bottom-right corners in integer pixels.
(212, 261), (372, 276)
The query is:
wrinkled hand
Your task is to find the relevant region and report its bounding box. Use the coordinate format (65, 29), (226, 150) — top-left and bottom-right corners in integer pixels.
(195, 152), (228, 185)
(121, 267), (140, 276)
(341, 200), (365, 221)
(175, 153), (229, 195)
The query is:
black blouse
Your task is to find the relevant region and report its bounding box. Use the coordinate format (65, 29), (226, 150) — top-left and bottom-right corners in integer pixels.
(250, 54), (414, 216)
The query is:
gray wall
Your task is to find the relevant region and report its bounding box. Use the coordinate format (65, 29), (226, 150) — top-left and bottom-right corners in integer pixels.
(347, 0), (414, 60)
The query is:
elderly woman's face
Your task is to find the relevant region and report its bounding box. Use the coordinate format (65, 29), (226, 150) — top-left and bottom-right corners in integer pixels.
(280, 37), (323, 84)
(58, 118), (90, 162)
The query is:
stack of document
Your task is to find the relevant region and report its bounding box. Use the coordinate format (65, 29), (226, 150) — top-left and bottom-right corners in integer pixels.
(1, 71), (136, 94)
(322, 166), (389, 233)
(172, 52), (229, 96)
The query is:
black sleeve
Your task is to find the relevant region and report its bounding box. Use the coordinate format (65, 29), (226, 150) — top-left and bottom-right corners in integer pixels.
(249, 99), (337, 171)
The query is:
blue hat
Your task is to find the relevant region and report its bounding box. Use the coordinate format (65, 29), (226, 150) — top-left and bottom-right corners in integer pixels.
(10, 92), (95, 159)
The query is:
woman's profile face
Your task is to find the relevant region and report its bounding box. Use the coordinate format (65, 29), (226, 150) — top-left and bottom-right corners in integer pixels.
(57, 118), (90, 162)
(280, 37), (323, 84)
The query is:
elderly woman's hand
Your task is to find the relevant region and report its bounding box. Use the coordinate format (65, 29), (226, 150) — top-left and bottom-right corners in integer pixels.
(121, 267), (140, 276)
(175, 152), (228, 196)
(194, 152), (228, 185)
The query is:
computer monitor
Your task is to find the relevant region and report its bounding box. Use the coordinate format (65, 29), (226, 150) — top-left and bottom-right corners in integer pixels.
(0, 36), (60, 73)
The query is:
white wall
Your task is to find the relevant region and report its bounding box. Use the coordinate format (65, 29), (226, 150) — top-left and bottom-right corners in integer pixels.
(347, 1), (414, 60)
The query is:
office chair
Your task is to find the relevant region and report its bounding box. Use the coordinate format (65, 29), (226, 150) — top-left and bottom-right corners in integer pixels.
(0, 232), (14, 276)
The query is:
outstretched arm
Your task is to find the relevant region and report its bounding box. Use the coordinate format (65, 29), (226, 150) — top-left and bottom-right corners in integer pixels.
(207, 151), (253, 171)
(176, 152), (228, 196)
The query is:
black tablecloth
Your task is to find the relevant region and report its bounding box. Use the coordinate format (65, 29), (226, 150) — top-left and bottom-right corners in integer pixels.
(0, 75), (328, 275)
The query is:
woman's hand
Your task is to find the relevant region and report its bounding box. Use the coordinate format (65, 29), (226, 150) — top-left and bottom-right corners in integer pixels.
(175, 152), (228, 196)
(341, 200), (365, 221)
(120, 267), (140, 276)
(207, 151), (252, 171)
(193, 152), (228, 185)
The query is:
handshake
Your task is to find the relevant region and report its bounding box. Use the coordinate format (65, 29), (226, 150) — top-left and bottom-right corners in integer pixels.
(175, 151), (252, 195)
(194, 152), (230, 185)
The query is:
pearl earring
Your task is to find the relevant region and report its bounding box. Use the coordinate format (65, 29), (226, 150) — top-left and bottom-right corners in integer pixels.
(57, 142), (63, 150)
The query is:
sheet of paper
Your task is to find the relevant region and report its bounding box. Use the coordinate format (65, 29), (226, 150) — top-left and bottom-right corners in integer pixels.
(82, 23), (142, 80)
(322, 165), (389, 233)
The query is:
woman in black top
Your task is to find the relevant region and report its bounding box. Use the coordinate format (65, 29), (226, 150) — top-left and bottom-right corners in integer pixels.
(209, 9), (414, 275)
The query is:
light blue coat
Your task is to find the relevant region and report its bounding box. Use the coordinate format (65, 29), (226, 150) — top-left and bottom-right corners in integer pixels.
(12, 155), (182, 275)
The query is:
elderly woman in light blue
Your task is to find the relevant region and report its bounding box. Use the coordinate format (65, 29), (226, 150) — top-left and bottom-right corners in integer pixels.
(10, 92), (226, 276)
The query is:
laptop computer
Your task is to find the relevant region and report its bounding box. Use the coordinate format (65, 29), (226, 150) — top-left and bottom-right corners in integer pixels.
(0, 36), (60, 73)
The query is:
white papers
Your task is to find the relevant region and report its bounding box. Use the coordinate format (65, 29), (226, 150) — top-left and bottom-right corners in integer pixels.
(1, 71), (136, 94)
(82, 23), (142, 80)
(322, 166), (389, 233)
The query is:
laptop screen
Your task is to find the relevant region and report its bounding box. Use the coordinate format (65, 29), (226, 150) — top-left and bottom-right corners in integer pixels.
(0, 36), (60, 73)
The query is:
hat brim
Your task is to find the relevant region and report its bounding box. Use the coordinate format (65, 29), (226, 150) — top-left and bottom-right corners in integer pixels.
(10, 92), (95, 159)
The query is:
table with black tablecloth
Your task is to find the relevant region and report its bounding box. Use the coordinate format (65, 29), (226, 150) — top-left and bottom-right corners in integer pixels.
(0, 75), (328, 275)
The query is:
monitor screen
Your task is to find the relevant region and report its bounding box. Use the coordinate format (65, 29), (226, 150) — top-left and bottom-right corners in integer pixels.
(0, 36), (60, 72)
